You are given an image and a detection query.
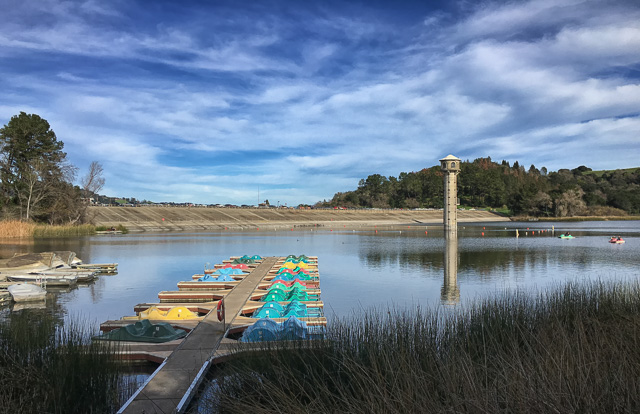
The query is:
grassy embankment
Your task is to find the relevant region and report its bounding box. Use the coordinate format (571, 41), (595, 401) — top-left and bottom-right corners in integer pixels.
(0, 312), (134, 413)
(201, 281), (640, 413)
(0, 220), (128, 238)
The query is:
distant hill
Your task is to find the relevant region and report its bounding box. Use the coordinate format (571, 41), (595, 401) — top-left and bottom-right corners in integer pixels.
(318, 158), (640, 217)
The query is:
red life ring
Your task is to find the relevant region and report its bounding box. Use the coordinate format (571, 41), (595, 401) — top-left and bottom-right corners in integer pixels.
(217, 299), (224, 322)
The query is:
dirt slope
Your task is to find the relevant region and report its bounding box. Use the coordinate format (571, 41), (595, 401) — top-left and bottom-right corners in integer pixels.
(87, 206), (507, 232)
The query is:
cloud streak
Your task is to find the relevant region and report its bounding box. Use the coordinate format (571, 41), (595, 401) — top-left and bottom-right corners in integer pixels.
(0, 0), (638, 204)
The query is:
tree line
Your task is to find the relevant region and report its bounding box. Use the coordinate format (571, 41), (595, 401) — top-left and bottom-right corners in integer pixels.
(318, 157), (640, 217)
(0, 112), (104, 224)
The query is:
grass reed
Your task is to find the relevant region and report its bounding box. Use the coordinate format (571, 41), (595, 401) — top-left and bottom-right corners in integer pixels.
(0, 220), (36, 238)
(0, 312), (133, 414)
(33, 223), (97, 237)
(0, 220), (129, 237)
(200, 280), (640, 413)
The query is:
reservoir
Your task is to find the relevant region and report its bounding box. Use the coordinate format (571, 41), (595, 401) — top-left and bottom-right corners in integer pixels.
(1, 220), (639, 324)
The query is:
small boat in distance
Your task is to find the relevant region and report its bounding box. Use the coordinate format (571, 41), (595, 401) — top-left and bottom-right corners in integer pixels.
(609, 236), (625, 244)
(559, 233), (575, 239)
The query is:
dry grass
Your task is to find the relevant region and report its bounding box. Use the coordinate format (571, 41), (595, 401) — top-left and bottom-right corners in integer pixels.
(200, 281), (640, 414)
(0, 221), (98, 238)
(32, 224), (96, 237)
(0, 220), (36, 238)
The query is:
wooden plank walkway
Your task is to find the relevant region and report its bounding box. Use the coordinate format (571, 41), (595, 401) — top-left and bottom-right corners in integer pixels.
(119, 257), (278, 414)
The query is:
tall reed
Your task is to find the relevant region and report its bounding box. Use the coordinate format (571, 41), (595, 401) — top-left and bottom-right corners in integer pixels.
(200, 281), (640, 413)
(0, 220), (104, 237)
(0, 220), (36, 238)
(0, 312), (131, 414)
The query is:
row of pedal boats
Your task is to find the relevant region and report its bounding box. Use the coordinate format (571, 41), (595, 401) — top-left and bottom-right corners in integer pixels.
(94, 254), (322, 343)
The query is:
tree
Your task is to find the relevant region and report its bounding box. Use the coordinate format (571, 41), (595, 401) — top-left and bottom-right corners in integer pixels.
(81, 161), (105, 198)
(555, 188), (587, 217)
(72, 161), (106, 223)
(0, 112), (68, 220)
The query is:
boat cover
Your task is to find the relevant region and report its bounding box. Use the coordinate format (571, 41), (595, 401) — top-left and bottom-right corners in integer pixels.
(241, 316), (309, 342)
(198, 273), (236, 282)
(93, 320), (187, 343)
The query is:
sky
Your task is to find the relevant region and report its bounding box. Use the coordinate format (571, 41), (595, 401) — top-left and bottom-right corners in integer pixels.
(1, 0), (639, 205)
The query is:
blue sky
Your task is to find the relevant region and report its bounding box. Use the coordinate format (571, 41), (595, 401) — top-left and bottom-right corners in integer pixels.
(1, 0), (639, 205)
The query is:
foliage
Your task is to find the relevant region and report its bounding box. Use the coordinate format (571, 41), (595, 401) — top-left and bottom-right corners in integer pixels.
(201, 281), (640, 414)
(0, 113), (105, 224)
(318, 157), (640, 216)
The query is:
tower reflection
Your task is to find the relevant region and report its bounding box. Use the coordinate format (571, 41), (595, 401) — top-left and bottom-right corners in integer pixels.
(441, 232), (460, 304)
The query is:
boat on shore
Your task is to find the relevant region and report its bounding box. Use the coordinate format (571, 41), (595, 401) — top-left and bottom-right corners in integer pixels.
(7, 283), (47, 302)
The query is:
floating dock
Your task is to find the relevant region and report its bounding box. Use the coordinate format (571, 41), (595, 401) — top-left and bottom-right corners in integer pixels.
(109, 255), (325, 414)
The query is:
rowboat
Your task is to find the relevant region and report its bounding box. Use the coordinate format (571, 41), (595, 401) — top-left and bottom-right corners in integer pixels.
(609, 237), (625, 244)
(7, 283), (47, 302)
(6, 273), (78, 287)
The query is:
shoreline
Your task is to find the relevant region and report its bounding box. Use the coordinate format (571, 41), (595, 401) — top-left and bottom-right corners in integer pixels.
(511, 215), (640, 222)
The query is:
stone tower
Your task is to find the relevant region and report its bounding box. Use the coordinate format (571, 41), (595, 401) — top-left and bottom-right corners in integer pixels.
(440, 154), (461, 233)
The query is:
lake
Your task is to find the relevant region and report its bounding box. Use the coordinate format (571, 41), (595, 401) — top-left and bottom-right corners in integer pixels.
(1, 220), (639, 325)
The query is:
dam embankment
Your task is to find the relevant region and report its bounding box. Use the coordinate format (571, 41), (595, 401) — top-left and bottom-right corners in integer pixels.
(87, 206), (507, 232)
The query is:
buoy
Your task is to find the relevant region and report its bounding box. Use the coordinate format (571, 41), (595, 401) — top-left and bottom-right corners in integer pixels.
(375, 230), (378, 234)
(483, 227), (485, 230)
(481, 232), (484, 236)
(425, 231), (428, 235)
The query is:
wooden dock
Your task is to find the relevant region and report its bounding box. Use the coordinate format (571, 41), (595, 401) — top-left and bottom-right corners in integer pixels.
(117, 256), (324, 413)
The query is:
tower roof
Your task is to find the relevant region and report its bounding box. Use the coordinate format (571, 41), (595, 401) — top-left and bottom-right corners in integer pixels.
(439, 154), (460, 162)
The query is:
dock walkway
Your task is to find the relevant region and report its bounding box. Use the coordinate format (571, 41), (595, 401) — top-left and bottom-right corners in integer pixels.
(119, 257), (278, 414)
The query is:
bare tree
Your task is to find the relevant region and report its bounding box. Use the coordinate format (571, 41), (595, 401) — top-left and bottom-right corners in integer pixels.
(555, 188), (586, 217)
(77, 161), (105, 223)
(81, 161), (105, 197)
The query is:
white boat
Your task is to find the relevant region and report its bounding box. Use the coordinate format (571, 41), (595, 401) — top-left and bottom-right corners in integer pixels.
(36, 269), (97, 282)
(6, 273), (78, 287)
(7, 283), (47, 302)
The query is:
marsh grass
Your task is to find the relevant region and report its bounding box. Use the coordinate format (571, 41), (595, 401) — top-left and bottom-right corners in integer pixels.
(0, 312), (131, 414)
(33, 223), (97, 237)
(201, 281), (640, 413)
(96, 224), (129, 234)
(0, 220), (36, 238)
(0, 220), (107, 237)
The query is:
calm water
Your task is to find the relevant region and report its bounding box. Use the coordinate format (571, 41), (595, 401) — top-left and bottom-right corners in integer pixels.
(1, 221), (640, 325)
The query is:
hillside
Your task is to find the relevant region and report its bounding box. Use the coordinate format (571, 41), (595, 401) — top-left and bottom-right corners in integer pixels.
(87, 206), (506, 232)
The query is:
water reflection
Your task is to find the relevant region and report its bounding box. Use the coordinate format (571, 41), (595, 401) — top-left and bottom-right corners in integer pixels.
(441, 233), (460, 305)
